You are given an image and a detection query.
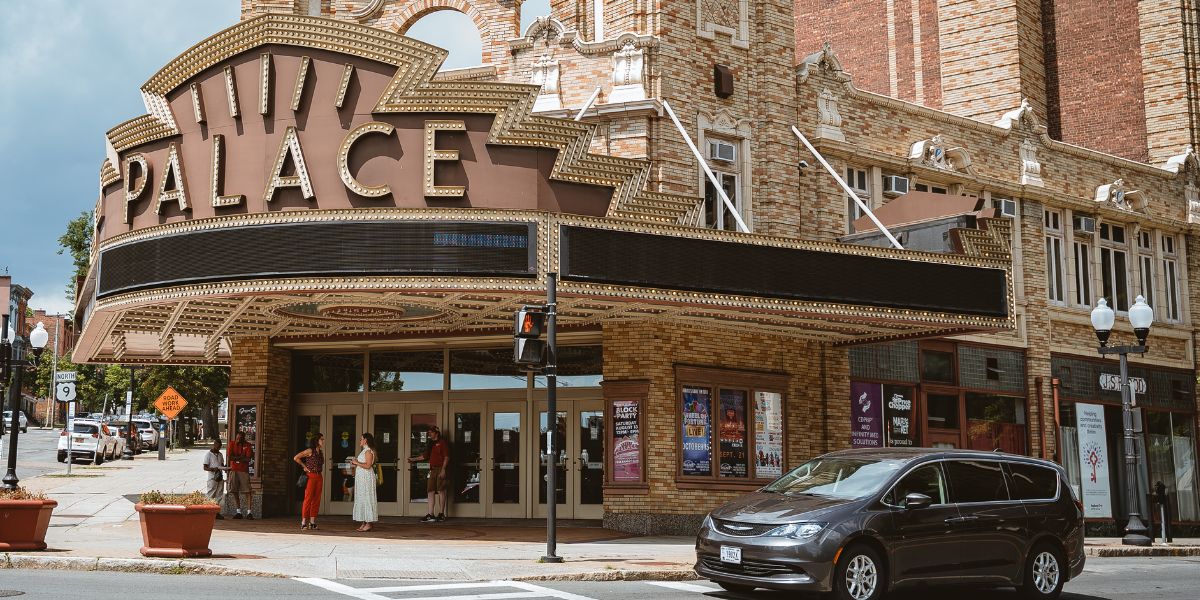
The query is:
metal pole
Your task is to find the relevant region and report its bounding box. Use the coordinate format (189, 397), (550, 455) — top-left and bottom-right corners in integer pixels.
(125, 366), (137, 458)
(541, 272), (562, 563)
(1120, 350), (1151, 546)
(575, 87), (602, 121)
(48, 318), (58, 430)
(2, 313), (18, 490)
(661, 100), (750, 233)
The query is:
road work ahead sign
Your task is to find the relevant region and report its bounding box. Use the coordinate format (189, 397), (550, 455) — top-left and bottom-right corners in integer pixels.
(153, 386), (188, 420)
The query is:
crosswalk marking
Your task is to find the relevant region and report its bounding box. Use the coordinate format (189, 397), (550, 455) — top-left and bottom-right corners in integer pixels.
(645, 581), (718, 593)
(292, 579), (600, 600)
(294, 578), (393, 600)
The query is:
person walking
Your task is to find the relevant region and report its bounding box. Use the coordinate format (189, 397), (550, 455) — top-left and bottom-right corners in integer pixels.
(407, 425), (450, 522)
(349, 432), (378, 532)
(202, 439), (226, 520)
(227, 431), (255, 519)
(293, 432), (324, 531)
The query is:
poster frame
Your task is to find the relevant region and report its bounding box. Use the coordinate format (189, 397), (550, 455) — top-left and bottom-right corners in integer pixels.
(602, 379), (650, 493)
(227, 386), (264, 482)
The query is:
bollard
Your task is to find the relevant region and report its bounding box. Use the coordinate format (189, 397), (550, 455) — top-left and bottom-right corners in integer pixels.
(158, 432), (167, 460)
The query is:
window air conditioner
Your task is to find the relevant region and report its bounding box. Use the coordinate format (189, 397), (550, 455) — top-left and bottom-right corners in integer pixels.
(708, 139), (736, 163)
(882, 175), (909, 197)
(1073, 216), (1096, 234)
(993, 198), (1016, 218)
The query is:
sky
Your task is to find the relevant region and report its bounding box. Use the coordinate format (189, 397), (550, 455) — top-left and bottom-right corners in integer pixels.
(0, 0), (550, 316)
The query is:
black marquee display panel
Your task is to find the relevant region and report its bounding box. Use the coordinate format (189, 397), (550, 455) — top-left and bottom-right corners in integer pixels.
(97, 221), (537, 297)
(560, 226), (1008, 318)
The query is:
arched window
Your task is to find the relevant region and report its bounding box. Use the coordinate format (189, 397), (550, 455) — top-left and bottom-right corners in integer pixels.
(403, 10), (483, 70)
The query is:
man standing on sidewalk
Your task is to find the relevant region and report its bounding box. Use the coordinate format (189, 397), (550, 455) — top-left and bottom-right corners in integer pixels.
(407, 426), (450, 522)
(203, 440), (226, 520)
(227, 431), (254, 519)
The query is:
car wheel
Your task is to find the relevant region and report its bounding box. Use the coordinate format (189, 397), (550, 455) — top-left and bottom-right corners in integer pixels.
(57, 452), (66, 463)
(716, 582), (754, 593)
(1021, 543), (1065, 600)
(832, 544), (884, 600)
(94, 451), (104, 466)
(21, 427), (27, 433)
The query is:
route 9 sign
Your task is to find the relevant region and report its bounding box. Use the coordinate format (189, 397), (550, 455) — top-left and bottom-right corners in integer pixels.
(1099, 373), (1147, 395)
(56, 382), (77, 402)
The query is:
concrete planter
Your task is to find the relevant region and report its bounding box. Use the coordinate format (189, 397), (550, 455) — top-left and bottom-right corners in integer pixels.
(135, 502), (219, 558)
(0, 498), (57, 551)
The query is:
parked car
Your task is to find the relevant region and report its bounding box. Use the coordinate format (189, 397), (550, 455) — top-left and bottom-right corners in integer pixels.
(3, 410), (28, 433)
(132, 418), (160, 450)
(107, 424), (128, 458)
(695, 448), (1085, 600)
(110, 423), (138, 455)
(57, 419), (120, 464)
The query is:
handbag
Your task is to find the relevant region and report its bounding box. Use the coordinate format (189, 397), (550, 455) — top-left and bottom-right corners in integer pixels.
(296, 472), (308, 489)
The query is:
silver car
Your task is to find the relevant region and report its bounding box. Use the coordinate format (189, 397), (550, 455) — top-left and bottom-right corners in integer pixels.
(3, 410), (28, 433)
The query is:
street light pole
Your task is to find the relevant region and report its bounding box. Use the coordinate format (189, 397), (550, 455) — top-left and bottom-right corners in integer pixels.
(1091, 296), (1154, 547)
(124, 366), (139, 459)
(3, 320), (49, 490)
(541, 272), (562, 563)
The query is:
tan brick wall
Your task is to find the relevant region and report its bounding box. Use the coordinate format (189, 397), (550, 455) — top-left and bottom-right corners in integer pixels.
(229, 336), (292, 516)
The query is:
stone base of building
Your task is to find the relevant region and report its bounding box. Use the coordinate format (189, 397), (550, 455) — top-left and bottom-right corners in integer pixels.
(602, 511), (705, 536)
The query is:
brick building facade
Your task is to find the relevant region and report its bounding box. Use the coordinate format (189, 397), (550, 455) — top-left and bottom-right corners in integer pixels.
(71, 1), (1200, 533)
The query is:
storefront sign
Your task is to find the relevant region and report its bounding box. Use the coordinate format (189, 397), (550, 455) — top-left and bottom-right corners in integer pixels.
(883, 385), (916, 447)
(1075, 402), (1112, 518)
(850, 382), (884, 448)
(718, 390), (748, 478)
(1099, 373), (1146, 394)
(681, 387), (713, 476)
(754, 392), (783, 479)
(612, 399), (642, 482)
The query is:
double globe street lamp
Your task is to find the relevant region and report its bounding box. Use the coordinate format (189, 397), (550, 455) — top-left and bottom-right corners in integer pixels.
(2, 321), (50, 490)
(1090, 295), (1154, 547)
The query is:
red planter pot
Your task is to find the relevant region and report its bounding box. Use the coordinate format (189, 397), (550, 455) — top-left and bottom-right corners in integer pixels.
(0, 499), (58, 551)
(135, 502), (220, 558)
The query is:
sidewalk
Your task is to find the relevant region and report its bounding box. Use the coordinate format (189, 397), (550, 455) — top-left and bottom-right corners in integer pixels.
(6, 448), (697, 580)
(1083, 537), (1200, 557)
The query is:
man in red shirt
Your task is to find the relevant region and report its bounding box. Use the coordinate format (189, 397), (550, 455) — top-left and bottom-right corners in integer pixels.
(227, 431), (255, 519)
(408, 425), (449, 522)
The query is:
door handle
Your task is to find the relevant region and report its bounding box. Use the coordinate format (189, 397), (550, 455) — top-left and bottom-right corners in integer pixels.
(944, 516), (979, 525)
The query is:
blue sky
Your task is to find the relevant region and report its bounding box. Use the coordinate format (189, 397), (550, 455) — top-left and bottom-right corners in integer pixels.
(0, 0), (549, 315)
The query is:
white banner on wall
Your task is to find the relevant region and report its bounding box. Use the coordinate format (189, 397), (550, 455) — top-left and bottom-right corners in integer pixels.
(1075, 402), (1112, 519)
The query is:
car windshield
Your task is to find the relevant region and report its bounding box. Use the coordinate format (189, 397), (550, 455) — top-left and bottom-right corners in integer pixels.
(763, 457), (905, 499)
(71, 423), (99, 434)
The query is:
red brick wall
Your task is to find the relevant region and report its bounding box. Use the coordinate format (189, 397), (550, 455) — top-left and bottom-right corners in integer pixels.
(795, 0), (892, 97)
(1042, 0), (1148, 162)
(919, 0), (943, 108)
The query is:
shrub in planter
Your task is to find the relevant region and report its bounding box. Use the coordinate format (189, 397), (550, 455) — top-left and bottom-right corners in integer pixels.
(135, 490), (220, 558)
(0, 487), (57, 551)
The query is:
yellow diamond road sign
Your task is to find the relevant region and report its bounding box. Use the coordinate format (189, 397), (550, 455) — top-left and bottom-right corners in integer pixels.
(153, 386), (188, 420)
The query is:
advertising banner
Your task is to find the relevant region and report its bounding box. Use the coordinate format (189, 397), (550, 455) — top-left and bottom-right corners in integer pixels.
(883, 385), (916, 447)
(1075, 402), (1112, 518)
(850, 382), (884, 448)
(611, 399), (642, 482)
(681, 386), (712, 476)
(718, 390), (748, 478)
(754, 391), (783, 479)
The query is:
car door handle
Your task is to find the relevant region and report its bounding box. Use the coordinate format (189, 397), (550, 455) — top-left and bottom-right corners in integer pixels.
(944, 516), (979, 525)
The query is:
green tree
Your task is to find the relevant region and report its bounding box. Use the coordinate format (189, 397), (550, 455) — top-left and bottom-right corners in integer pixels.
(57, 210), (92, 305)
(137, 365), (229, 442)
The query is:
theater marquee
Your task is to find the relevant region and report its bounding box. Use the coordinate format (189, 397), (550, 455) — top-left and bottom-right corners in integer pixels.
(74, 14), (1013, 366)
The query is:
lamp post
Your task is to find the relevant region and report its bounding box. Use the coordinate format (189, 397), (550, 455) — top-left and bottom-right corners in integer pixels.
(1090, 295), (1154, 547)
(123, 366), (140, 459)
(2, 321), (50, 490)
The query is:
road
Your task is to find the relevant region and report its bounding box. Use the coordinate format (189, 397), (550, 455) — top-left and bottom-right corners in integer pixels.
(1, 557), (1198, 599)
(0, 426), (137, 483)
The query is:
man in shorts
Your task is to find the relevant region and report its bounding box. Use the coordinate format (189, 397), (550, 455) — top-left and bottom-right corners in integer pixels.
(227, 431), (254, 519)
(202, 439), (226, 519)
(408, 425), (449, 522)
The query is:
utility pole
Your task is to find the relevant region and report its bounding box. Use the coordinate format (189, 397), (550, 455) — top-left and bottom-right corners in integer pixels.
(47, 316), (59, 429)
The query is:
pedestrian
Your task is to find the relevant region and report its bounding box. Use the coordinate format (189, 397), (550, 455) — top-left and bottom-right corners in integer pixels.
(227, 431), (254, 519)
(349, 432), (378, 532)
(293, 432), (324, 531)
(407, 425), (449, 522)
(203, 439), (226, 519)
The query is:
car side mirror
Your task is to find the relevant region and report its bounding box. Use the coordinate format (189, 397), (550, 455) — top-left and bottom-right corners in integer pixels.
(904, 493), (933, 510)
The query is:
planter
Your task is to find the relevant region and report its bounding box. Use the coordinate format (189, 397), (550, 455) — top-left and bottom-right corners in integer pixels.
(135, 502), (220, 558)
(0, 499), (57, 551)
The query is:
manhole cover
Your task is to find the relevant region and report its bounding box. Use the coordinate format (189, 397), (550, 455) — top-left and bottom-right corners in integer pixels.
(0, 591), (25, 597)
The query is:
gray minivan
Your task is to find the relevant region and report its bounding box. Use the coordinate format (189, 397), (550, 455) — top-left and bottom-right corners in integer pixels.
(695, 448), (1085, 600)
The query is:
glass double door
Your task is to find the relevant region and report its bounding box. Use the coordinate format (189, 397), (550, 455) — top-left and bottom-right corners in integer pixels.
(292, 404), (363, 516)
(369, 403), (443, 517)
(448, 401), (527, 518)
(535, 399), (604, 520)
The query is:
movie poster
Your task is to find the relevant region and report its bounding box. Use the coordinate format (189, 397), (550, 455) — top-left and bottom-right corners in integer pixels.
(681, 387), (712, 476)
(754, 391), (783, 479)
(233, 403), (258, 476)
(612, 399), (642, 482)
(850, 382), (883, 448)
(883, 385), (916, 447)
(719, 390), (748, 478)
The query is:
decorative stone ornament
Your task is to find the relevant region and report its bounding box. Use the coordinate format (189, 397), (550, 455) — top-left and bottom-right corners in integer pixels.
(1163, 146), (1200, 222)
(1094, 179), (1147, 212)
(1019, 138), (1043, 187)
(531, 54), (562, 112)
(993, 98), (1042, 132)
(910, 135), (972, 172)
(814, 88), (844, 142)
(609, 40), (646, 103)
(697, 0), (749, 49)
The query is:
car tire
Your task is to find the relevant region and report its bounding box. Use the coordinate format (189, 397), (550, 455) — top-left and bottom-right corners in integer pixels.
(57, 452), (67, 463)
(20, 427), (26, 433)
(832, 544), (885, 600)
(94, 451), (104, 466)
(1021, 543), (1065, 600)
(716, 582), (754, 593)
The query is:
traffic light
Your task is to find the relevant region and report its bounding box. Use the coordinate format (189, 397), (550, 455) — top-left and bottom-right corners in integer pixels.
(513, 306), (547, 367)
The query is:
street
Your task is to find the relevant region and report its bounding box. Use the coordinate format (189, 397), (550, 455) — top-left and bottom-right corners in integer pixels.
(1, 557), (1198, 599)
(0, 427), (87, 481)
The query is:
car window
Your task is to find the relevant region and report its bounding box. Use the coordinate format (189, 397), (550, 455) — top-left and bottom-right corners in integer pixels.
(764, 457), (905, 500)
(1007, 463), (1059, 501)
(71, 423), (99, 434)
(886, 464), (948, 505)
(946, 460), (1010, 503)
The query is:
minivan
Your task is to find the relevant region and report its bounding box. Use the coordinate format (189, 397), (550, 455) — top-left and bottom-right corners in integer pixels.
(695, 448), (1085, 600)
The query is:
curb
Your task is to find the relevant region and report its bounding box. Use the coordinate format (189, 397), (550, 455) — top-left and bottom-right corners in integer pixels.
(1086, 546), (1200, 557)
(1, 554), (284, 577)
(516, 569), (699, 582)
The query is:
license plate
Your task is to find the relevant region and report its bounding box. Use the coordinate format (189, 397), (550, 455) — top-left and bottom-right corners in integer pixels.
(73, 436), (86, 443)
(720, 545), (742, 564)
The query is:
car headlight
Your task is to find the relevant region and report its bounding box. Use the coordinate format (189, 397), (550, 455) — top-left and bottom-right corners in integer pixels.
(764, 522), (825, 540)
(700, 514), (715, 531)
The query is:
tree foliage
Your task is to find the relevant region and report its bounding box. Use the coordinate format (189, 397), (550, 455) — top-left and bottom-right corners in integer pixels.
(57, 210), (92, 304)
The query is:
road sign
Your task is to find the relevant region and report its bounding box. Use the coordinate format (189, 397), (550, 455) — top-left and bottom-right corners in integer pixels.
(56, 381), (77, 402)
(55, 371), (77, 383)
(153, 386), (188, 420)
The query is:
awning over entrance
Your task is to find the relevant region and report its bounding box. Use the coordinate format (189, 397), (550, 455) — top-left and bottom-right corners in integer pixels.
(72, 15), (1013, 365)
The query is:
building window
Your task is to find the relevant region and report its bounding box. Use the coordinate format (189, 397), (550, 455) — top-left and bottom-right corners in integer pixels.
(1161, 234), (1181, 322)
(914, 183), (948, 194)
(369, 351), (444, 391)
(292, 353), (365, 393)
(1099, 223), (1130, 311)
(1137, 230), (1155, 311)
(921, 349), (955, 384)
(845, 166), (869, 232)
(1147, 411), (1199, 521)
(677, 366), (786, 483)
(1045, 210), (1065, 304)
(703, 171), (741, 232)
(965, 393), (1027, 455)
(1073, 240), (1093, 307)
(450, 349), (529, 389)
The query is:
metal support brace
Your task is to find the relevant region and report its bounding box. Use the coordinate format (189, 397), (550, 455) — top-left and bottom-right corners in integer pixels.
(575, 87), (602, 121)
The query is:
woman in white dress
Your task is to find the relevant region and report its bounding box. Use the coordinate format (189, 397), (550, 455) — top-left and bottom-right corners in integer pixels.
(349, 432), (378, 532)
